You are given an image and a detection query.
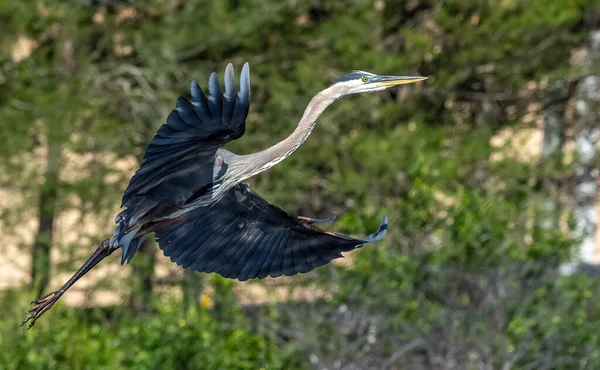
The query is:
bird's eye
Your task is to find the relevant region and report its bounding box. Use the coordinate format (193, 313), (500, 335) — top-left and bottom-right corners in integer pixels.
(361, 77), (369, 82)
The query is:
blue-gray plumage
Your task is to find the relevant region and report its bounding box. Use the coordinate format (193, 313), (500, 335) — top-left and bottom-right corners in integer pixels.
(22, 62), (426, 328)
(155, 183), (387, 281)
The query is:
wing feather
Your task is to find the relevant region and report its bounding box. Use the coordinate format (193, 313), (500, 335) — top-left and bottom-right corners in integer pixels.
(155, 183), (387, 280)
(222, 63), (236, 124)
(229, 230), (265, 280)
(169, 214), (215, 262)
(208, 72), (223, 125)
(120, 63), (251, 227)
(242, 231), (277, 280)
(256, 230), (287, 279)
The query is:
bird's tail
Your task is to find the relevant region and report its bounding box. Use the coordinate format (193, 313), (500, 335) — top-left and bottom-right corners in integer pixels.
(110, 212), (143, 265)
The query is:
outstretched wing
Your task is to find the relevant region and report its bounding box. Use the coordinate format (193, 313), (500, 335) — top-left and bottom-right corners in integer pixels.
(154, 183), (388, 281)
(121, 63), (251, 222)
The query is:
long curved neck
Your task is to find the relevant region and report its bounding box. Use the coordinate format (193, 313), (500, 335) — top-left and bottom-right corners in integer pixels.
(235, 85), (343, 178)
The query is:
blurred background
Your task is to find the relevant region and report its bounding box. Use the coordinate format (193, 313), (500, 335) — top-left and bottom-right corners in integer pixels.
(1, 0), (600, 369)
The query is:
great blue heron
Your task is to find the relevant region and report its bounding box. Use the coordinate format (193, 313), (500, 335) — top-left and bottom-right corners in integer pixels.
(22, 63), (426, 328)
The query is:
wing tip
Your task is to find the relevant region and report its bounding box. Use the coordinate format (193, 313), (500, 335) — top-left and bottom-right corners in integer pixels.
(240, 62), (251, 97)
(208, 72), (220, 93)
(362, 214), (388, 243)
(316, 215), (336, 223)
(224, 63), (235, 97)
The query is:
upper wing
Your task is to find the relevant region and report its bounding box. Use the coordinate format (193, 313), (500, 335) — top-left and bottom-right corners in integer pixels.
(154, 183), (388, 281)
(121, 63), (251, 221)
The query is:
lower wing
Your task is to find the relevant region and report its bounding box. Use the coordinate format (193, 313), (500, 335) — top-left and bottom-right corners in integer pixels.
(154, 183), (387, 281)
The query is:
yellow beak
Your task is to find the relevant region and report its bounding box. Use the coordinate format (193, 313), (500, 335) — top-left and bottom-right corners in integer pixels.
(375, 76), (428, 86)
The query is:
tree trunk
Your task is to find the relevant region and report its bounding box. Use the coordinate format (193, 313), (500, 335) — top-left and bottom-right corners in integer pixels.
(571, 30), (600, 264)
(182, 270), (204, 310)
(540, 106), (564, 230)
(213, 275), (236, 320)
(129, 131), (158, 314)
(30, 38), (75, 297)
(32, 141), (61, 298)
(129, 237), (156, 315)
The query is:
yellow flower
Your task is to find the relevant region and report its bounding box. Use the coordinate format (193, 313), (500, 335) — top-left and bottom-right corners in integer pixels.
(200, 294), (214, 309)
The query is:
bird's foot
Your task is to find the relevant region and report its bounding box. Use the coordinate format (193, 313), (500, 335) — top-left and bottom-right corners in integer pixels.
(20, 239), (113, 329)
(21, 290), (62, 329)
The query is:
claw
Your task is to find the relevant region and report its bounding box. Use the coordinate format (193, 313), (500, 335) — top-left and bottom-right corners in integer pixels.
(20, 238), (114, 329)
(21, 291), (62, 329)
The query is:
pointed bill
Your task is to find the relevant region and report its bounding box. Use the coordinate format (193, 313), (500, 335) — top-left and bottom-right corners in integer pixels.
(373, 75), (428, 87)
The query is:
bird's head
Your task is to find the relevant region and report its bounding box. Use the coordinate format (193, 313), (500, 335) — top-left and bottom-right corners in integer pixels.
(334, 70), (427, 95)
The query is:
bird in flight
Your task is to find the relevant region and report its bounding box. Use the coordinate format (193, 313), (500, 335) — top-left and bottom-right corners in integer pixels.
(22, 63), (426, 328)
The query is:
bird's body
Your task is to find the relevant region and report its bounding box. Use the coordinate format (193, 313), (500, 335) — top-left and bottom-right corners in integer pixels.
(23, 63), (426, 328)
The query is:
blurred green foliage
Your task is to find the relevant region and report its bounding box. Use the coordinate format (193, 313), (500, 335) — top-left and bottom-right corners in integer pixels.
(1, 290), (294, 370)
(1, 0), (600, 368)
